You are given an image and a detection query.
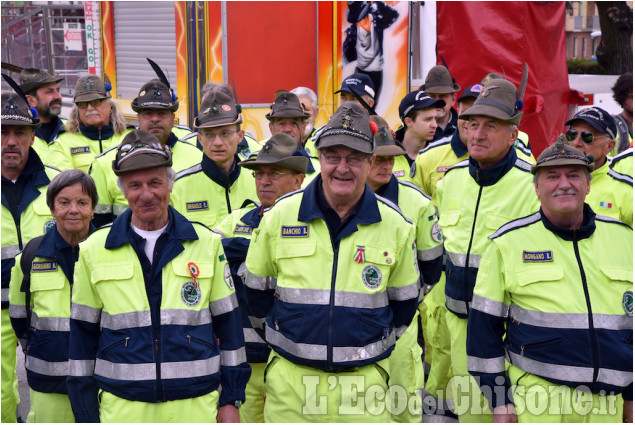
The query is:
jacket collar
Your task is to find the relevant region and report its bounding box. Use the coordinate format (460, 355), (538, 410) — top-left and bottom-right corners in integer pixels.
(201, 153), (242, 188)
(166, 132), (178, 149)
(105, 206), (198, 250)
(450, 129), (468, 158)
(468, 146), (517, 187)
(79, 123), (114, 140)
(240, 202), (263, 228)
(298, 174), (382, 227)
(540, 204), (596, 241)
(35, 223), (96, 259)
(375, 175), (400, 204)
(35, 116), (65, 143)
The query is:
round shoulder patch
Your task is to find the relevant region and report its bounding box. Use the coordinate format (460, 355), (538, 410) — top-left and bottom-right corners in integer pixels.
(623, 291), (633, 317)
(409, 162), (417, 178)
(431, 221), (443, 243)
(44, 219), (56, 234)
(181, 281), (201, 307)
(225, 262), (234, 290)
(362, 264), (382, 289)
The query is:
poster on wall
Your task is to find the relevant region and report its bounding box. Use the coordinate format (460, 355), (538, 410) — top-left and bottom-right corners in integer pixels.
(339, 1), (408, 128)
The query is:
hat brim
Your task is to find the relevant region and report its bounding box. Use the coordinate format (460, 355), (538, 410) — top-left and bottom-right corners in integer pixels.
(74, 92), (111, 103)
(131, 98), (179, 113)
(421, 83), (461, 94)
(194, 113), (243, 129)
(531, 158), (594, 174)
(564, 117), (613, 138)
(459, 104), (523, 126)
(1, 117), (41, 129)
(315, 133), (375, 155)
(21, 76), (65, 94)
(375, 144), (406, 157)
(239, 156), (309, 174)
(265, 109), (310, 121)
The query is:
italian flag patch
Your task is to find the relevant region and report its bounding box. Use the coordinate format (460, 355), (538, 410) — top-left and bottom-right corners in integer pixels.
(599, 201), (613, 209)
(354, 246), (366, 264)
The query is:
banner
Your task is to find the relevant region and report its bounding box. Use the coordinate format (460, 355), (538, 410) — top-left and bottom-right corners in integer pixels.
(339, 1), (409, 128)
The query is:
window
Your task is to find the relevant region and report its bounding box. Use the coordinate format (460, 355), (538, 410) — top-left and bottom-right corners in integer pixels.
(113, 2), (177, 99)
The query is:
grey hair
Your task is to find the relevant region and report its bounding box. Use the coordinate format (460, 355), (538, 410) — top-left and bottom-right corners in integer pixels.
(509, 124), (518, 132)
(290, 87), (318, 111)
(116, 166), (176, 195)
(47, 169), (98, 210)
(65, 99), (128, 134)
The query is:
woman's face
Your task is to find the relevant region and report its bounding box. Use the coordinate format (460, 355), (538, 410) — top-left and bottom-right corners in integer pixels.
(51, 182), (93, 242)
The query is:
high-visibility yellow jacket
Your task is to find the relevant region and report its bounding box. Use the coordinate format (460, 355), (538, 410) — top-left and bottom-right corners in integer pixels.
(436, 148), (540, 318)
(67, 207), (250, 422)
(467, 206), (633, 408)
(244, 176), (420, 371)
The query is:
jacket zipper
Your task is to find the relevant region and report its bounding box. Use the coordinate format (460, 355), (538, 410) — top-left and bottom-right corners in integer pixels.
(463, 185), (483, 315)
(98, 129), (103, 154)
(225, 187), (232, 214)
(327, 239), (340, 369)
(572, 231), (599, 388)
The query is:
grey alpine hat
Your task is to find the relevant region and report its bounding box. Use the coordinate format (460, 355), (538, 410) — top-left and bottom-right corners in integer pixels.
(131, 78), (179, 112)
(314, 101), (375, 154)
(265, 92), (310, 121)
(531, 134), (594, 174)
(19, 67), (64, 94)
(239, 133), (308, 173)
(370, 115), (406, 156)
(459, 78), (524, 125)
(74, 74), (112, 103)
(112, 129), (173, 176)
(421, 65), (460, 94)
(194, 91), (243, 129)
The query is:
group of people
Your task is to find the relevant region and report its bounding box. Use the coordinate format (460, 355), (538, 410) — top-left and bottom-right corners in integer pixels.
(1, 59), (632, 424)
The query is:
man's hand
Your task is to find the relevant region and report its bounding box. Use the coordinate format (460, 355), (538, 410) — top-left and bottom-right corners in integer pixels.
(217, 404), (240, 423)
(623, 400), (633, 423)
(493, 403), (518, 423)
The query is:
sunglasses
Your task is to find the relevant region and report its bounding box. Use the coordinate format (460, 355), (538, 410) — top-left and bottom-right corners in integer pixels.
(76, 99), (104, 109)
(565, 129), (610, 144)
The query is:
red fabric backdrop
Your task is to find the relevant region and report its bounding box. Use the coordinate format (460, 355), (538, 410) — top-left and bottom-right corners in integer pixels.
(436, 2), (569, 155)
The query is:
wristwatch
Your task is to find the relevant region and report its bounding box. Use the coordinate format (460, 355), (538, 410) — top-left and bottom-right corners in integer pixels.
(232, 400), (242, 409)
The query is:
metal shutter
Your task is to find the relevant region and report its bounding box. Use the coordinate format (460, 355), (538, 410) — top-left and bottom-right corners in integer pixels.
(113, 2), (177, 99)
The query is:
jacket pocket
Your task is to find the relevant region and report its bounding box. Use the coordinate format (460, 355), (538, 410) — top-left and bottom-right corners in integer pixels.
(517, 266), (563, 286)
(276, 241), (316, 259)
(91, 262), (134, 284)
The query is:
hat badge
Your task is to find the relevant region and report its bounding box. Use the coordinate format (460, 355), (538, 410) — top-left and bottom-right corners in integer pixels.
(4, 98), (19, 111)
(263, 142), (274, 152)
(151, 85), (163, 99)
(82, 78), (94, 91)
(221, 104), (231, 112)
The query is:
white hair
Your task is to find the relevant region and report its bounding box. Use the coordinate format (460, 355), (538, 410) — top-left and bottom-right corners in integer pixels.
(290, 87), (318, 111)
(117, 167), (176, 195)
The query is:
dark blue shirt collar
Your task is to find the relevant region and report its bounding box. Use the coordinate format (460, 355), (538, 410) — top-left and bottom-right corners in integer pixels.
(79, 123), (114, 141)
(375, 175), (400, 204)
(450, 129), (468, 158)
(240, 202), (263, 228)
(468, 146), (517, 186)
(201, 154), (242, 188)
(105, 206), (198, 250)
(540, 204), (596, 241)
